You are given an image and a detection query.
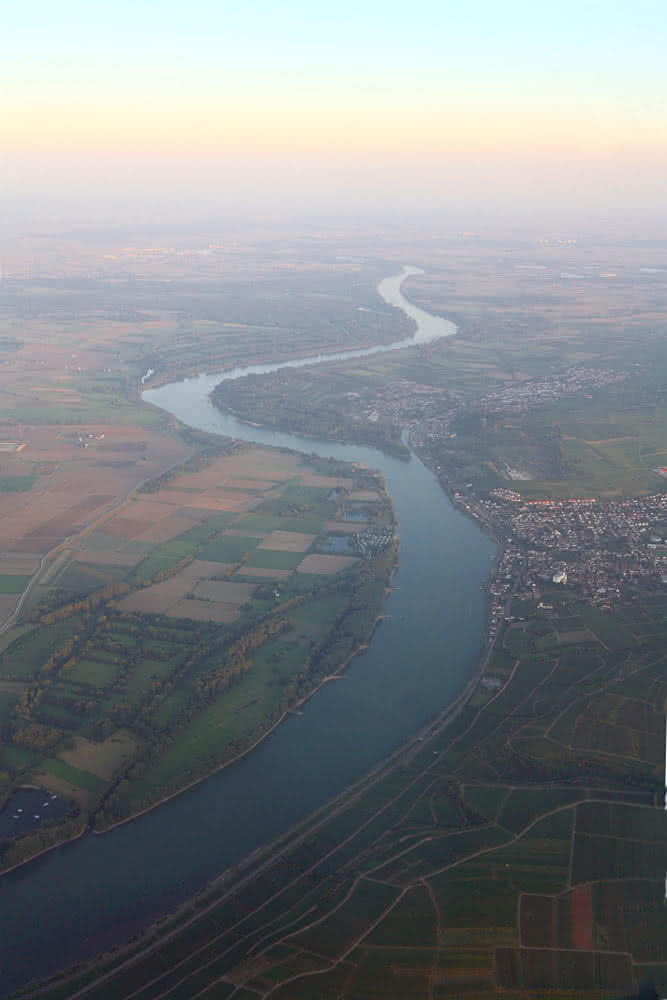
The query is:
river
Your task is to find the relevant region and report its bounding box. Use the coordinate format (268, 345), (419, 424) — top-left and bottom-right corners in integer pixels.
(0, 268), (494, 997)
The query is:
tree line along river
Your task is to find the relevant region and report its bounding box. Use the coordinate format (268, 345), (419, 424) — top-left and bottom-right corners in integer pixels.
(0, 268), (495, 997)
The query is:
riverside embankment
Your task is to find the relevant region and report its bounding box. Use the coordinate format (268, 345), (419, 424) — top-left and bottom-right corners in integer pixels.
(0, 268), (494, 998)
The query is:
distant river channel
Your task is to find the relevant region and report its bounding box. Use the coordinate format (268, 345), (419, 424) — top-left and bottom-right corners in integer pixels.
(0, 268), (495, 996)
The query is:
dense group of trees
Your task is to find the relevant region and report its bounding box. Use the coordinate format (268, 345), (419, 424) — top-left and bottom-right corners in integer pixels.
(212, 373), (410, 457)
(38, 582), (129, 624)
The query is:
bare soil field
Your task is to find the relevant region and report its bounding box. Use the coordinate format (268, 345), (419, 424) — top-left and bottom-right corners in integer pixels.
(297, 554), (358, 574)
(101, 517), (154, 539)
(134, 514), (202, 543)
(130, 497), (193, 517)
(571, 884), (593, 950)
(116, 562), (255, 619)
(202, 477), (278, 492)
(117, 576), (195, 614)
(168, 448), (303, 491)
(183, 493), (261, 513)
(181, 559), (233, 579)
(236, 566), (292, 580)
(258, 530), (315, 552)
(0, 425), (190, 556)
(297, 472), (354, 489)
(136, 490), (205, 510)
(325, 520), (363, 533)
(166, 598), (241, 623)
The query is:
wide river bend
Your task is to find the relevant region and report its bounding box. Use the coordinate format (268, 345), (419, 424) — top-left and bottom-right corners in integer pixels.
(0, 269), (495, 996)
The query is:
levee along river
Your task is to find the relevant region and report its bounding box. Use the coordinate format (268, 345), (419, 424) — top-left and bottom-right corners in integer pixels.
(0, 269), (495, 997)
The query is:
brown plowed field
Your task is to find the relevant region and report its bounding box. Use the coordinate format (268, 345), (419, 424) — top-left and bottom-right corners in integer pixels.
(184, 494), (261, 513)
(167, 449), (302, 492)
(520, 895), (555, 948)
(298, 473), (354, 489)
(136, 490), (204, 509)
(117, 576), (195, 614)
(75, 549), (145, 567)
(180, 560), (232, 579)
(135, 514), (202, 543)
(571, 884), (593, 950)
(166, 599), (241, 623)
(297, 554), (358, 574)
(206, 477), (278, 491)
(1, 494), (115, 552)
(258, 531), (315, 552)
(131, 499), (190, 518)
(101, 517), (155, 539)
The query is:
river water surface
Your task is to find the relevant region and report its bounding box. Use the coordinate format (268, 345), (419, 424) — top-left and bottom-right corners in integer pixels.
(0, 269), (494, 996)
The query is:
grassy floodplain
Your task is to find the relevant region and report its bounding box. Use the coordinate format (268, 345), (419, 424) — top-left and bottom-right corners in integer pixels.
(27, 589), (667, 999)
(0, 444), (396, 871)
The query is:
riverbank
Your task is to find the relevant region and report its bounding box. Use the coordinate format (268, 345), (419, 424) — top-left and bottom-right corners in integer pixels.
(0, 272), (494, 999)
(24, 592), (496, 1000)
(92, 558), (396, 839)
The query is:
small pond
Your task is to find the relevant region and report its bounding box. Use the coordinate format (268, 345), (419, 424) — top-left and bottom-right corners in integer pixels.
(0, 788), (69, 840)
(341, 509), (368, 522)
(318, 534), (355, 554)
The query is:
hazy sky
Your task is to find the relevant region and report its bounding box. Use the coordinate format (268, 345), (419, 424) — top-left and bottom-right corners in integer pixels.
(4, 1), (667, 228)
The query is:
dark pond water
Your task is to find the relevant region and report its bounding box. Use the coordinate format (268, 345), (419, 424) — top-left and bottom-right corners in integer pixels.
(317, 534), (355, 554)
(341, 509), (368, 522)
(0, 789), (68, 841)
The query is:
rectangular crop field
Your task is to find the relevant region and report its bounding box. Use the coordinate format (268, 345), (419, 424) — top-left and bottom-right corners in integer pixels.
(297, 554), (358, 574)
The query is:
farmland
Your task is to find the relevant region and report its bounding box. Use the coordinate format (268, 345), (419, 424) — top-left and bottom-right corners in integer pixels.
(210, 241), (667, 502)
(0, 444), (396, 870)
(4, 231), (667, 997)
(30, 586), (667, 1000)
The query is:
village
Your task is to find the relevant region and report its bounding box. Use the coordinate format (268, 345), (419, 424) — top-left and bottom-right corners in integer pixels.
(454, 489), (667, 645)
(348, 366), (629, 446)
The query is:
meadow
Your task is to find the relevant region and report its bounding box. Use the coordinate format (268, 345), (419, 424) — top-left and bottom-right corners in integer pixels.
(32, 586), (667, 999)
(0, 445), (395, 868)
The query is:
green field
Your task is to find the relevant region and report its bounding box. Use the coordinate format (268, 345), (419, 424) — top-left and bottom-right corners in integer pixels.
(236, 513), (324, 534)
(39, 757), (105, 793)
(133, 540), (200, 580)
(244, 547), (304, 570)
(0, 475), (34, 492)
(0, 574), (30, 594)
(199, 535), (260, 563)
(0, 452), (395, 876)
(65, 657), (119, 687)
(36, 591), (667, 1000)
(114, 635), (310, 811)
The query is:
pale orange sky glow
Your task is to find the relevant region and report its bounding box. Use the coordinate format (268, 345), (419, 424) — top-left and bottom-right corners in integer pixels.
(4, 92), (667, 161)
(5, 0), (667, 230)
